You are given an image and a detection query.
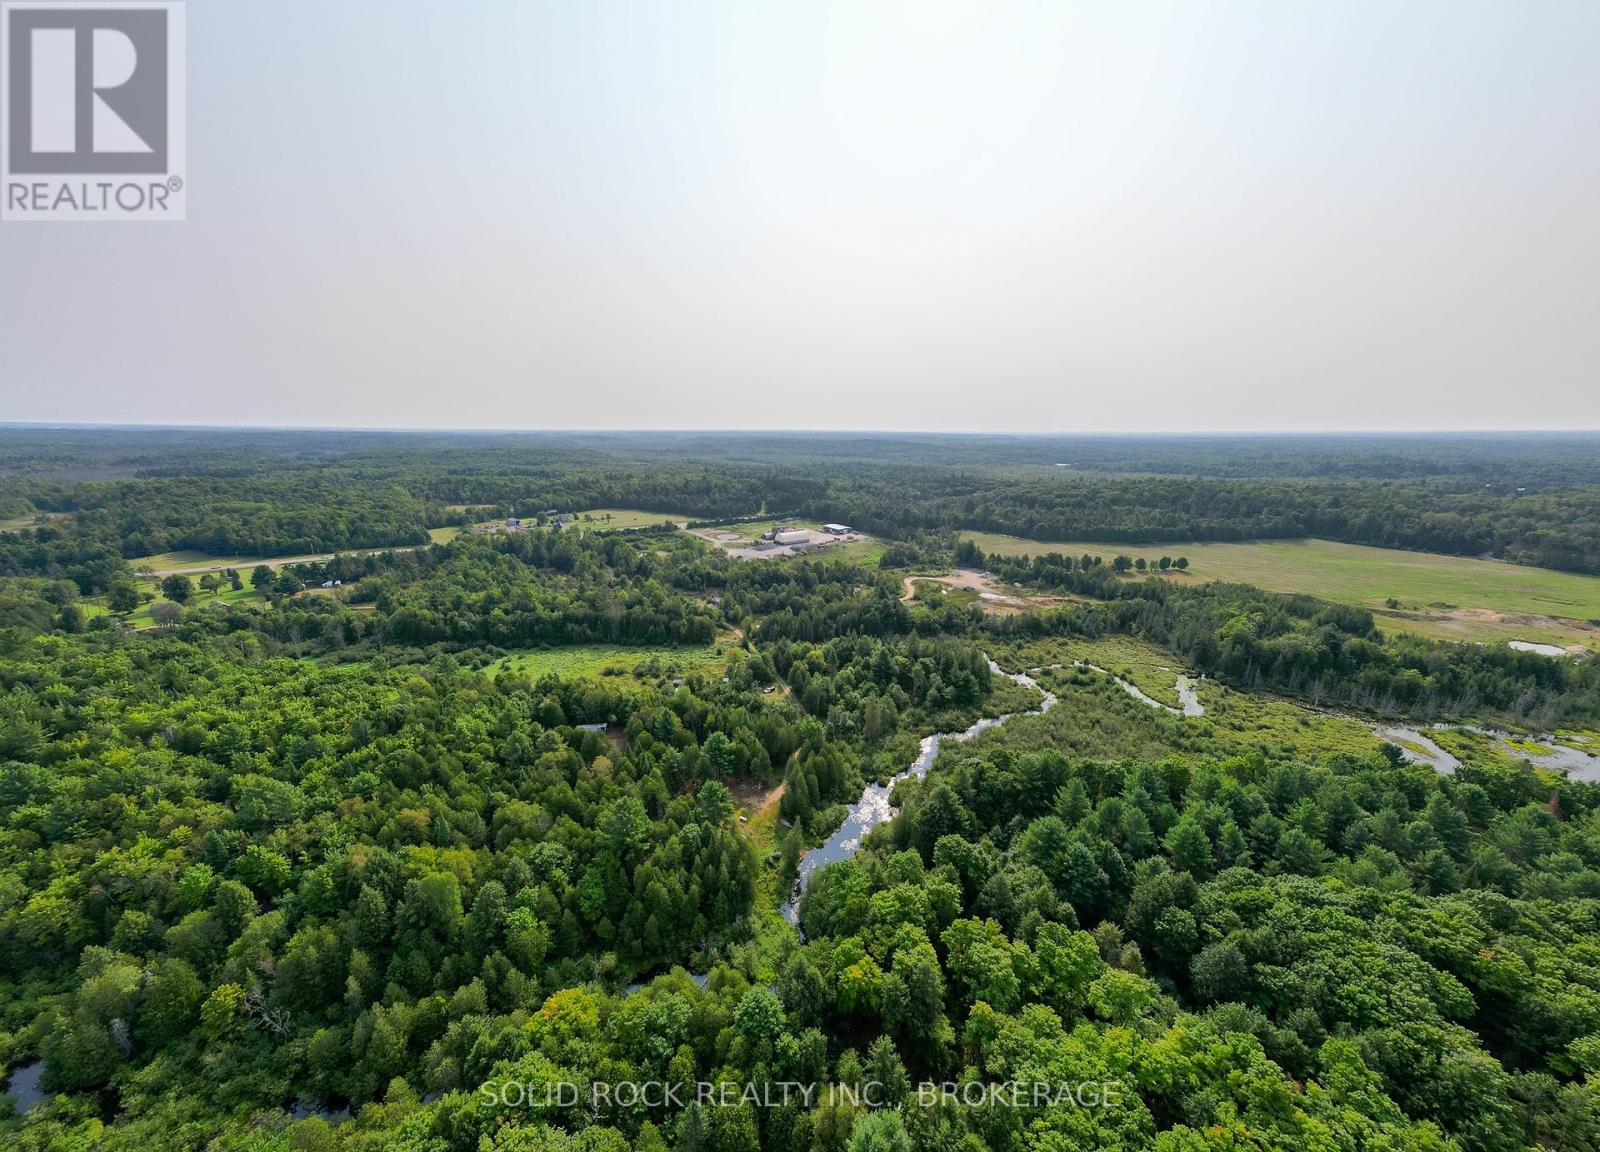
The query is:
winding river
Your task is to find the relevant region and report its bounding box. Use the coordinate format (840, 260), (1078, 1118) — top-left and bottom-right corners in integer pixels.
(1374, 727), (1462, 774)
(1370, 723), (1600, 782)
(781, 658), (1055, 925)
(776, 651), (1600, 927)
(1029, 662), (1206, 718)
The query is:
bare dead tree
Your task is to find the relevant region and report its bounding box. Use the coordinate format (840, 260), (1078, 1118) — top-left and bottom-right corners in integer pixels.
(243, 989), (291, 1036)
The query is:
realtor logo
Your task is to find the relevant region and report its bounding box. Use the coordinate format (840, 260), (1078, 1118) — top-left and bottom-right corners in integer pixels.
(2, 1), (185, 220)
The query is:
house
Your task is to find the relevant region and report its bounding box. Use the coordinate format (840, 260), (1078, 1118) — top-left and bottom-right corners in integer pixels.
(823, 523), (851, 535)
(552, 513), (575, 526)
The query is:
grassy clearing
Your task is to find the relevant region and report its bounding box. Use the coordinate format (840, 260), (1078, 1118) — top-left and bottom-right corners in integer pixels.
(814, 536), (882, 566)
(100, 579), (265, 630)
(1373, 608), (1594, 650)
(964, 532), (1600, 650)
(968, 658), (1383, 768)
(971, 638), (1390, 767)
(484, 642), (731, 681)
(992, 634), (1190, 708)
(574, 508), (695, 530)
(983, 637), (1582, 777)
(0, 512), (66, 532)
(910, 579), (979, 610)
(826, 537), (886, 565)
(133, 536), (449, 575)
(1192, 683), (1381, 760)
(728, 779), (785, 857)
(1428, 726), (1519, 771)
(130, 549), (281, 572)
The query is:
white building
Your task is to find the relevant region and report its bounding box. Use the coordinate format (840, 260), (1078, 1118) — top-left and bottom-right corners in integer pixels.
(774, 529), (808, 545)
(823, 523), (851, 535)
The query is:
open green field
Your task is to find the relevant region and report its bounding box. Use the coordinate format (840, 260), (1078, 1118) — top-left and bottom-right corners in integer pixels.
(824, 537), (886, 565)
(484, 641), (731, 681)
(100, 579), (266, 630)
(130, 549), (282, 572)
(964, 532), (1600, 651)
(575, 508), (694, 529)
(0, 512), (67, 532)
(132, 533), (452, 575)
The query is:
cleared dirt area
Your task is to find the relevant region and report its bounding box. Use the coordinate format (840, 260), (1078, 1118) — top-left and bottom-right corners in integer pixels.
(1375, 605), (1598, 654)
(903, 569), (1078, 615)
(727, 778), (787, 854)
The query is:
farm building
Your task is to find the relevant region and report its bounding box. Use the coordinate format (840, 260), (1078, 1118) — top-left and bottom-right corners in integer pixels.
(823, 523), (851, 535)
(774, 529), (808, 545)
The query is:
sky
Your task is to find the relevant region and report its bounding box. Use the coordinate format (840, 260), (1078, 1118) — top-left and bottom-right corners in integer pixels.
(1, 0), (1598, 432)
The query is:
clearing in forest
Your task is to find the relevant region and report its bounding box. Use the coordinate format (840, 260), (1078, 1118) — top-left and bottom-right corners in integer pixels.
(572, 509), (696, 529)
(484, 641), (731, 681)
(963, 533), (1600, 652)
(132, 532), (454, 577)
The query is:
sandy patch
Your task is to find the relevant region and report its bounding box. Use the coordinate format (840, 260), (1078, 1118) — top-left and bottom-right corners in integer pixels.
(1377, 605), (1596, 655)
(904, 569), (1046, 614)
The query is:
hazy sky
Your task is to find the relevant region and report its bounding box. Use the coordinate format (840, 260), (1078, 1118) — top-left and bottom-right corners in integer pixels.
(2, 1), (1598, 432)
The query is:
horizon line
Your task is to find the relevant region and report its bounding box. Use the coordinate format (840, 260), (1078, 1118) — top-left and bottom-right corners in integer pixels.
(5, 421), (1600, 438)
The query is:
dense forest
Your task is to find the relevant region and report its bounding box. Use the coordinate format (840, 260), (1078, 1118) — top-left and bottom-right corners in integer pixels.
(812, 474), (1600, 575)
(2, 429), (1600, 1151)
(6, 430), (1600, 584)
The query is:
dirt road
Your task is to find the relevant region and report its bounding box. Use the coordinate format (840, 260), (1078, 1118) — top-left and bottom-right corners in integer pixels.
(145, 544), (431, 577)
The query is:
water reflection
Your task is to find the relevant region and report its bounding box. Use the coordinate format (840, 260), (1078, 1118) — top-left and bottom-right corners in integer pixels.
(781, 658), (1054, 925)
(4, 1061), (45, 1114)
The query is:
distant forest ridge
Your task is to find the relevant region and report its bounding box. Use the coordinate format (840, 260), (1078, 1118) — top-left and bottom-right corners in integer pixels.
(2, 427), (1600, 585)
(3, 425), (1600, 483)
